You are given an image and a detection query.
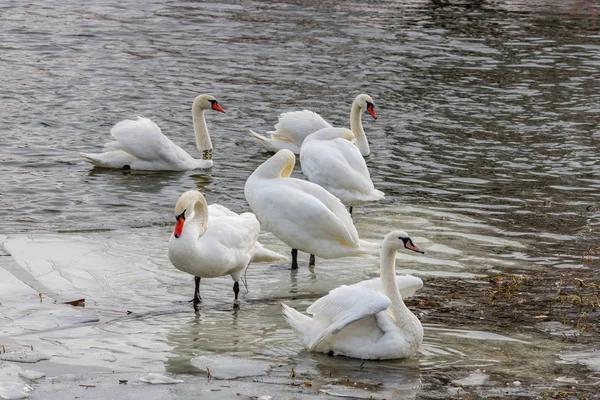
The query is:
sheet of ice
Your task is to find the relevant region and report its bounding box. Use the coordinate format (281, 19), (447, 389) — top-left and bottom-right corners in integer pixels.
(0, 382), (33, 400)
(318, 377), (418, 400)
(0, 365), (34, 400)
(139, 373), (184, 384)
(319, 385), (386, 399)
(557, 351), (600, 371)
(0, 350), (50, 364)
(17, 370), (45, 381)
(429, 327), (529, 343)
(452, 369), (489, 386)
(191, 354), (272, 379)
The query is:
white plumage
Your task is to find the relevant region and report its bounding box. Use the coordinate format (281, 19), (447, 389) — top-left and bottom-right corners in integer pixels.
(244, 149), (379, 265)
(300, 127), (384, 207)
(249, 94), (376, 156)
(168, 190), (285, 310)
(282, 231), (425, 360)
(250, 110), (331, 154)
(81, 94), (225, 171)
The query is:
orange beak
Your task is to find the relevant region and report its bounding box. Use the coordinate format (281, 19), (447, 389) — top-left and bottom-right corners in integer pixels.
(174, 217), (185, 238)
(405, 240), (424, 254)
(212, 102), (226, 113)
(367, 104), (377, 120)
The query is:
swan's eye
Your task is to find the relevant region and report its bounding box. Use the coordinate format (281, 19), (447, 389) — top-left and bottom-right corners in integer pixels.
(176, 209), (186, 221)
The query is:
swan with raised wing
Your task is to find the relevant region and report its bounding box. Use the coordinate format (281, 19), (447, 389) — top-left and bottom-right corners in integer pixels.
(282, 230), (425, 360)
(81, 94), (225, 171)
(244, 149), (379, 269)
(249, 94), (376, 156)
(168, 190), (285, 311)
(300, 127), (384, 215)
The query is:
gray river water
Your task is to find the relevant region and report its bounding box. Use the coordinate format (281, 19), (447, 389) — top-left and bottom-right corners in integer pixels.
(1, 0), (600, 398)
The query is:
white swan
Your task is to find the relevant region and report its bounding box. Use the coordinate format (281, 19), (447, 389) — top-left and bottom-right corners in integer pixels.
(282, 230), (425, 360)
(249, 94), (376, 156)
(81, 94), (225, 171)
(300, 127), (384, 214)
(244, 149), (379, 269)
(168, 190), (285, 310)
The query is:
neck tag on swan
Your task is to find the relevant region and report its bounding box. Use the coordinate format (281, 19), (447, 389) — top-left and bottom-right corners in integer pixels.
(202, 149), (213, 160)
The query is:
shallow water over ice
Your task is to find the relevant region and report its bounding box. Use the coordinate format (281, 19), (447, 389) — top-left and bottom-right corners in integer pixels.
(1, 226), (594, 397)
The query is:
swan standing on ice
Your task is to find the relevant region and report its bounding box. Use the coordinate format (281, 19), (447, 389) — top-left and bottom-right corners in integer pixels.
(249, 94), (377, 156)
(244, 149), (379, 269)
(81, 94), (225, 171)
(282, 230), (425, 360)
(300, 127), (384, 215)
(168, 190), (285, 310)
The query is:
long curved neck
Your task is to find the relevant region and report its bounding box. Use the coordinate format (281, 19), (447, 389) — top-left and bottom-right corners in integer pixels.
(187, 198), (209, 238)
(250, 153), (294, 180)
(192, 107), (213, 160)
(380, 244), (422, 342)
(350, 102), (370, 157)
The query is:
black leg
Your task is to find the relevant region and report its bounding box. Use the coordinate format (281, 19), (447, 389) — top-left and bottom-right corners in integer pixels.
(309, 254), (315, 267)
(233, 281), (240, 309)
(291, 249), (298, 270)
(193, 276), (202, 311)
(348, 206), (353, 216)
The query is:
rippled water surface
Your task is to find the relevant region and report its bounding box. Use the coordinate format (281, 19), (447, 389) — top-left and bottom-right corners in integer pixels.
(2, 0), (600, 397)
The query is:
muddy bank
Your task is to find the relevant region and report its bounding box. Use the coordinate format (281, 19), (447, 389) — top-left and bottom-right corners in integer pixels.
(411, 267), (600, 399)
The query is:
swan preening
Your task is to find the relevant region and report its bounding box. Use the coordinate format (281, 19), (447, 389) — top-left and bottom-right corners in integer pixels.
(282, 230), (425, 360)
(245, 149), (379, 269)
(168, 190), (285, 310)
(81, 94), (225, 171)
(300, 127), (384, 213)
(249, 94), (376, 156)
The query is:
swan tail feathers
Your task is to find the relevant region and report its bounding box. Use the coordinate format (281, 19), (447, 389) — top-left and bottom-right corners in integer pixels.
(249, 130), (301, 153)
(80, 150), (136, 169)
(249, 129), (276, 151)
(80, 153), (104, 167)
(374, 189), (385, 200)
(352, 189), (385, 204)
(251, 242), (288, 263)
(282, 303), (314, 343)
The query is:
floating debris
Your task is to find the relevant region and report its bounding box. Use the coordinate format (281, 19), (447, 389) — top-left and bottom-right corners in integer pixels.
(62, 298), (85, 307)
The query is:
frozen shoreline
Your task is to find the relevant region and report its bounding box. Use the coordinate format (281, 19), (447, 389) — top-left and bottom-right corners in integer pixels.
(1, 230), (598, 399)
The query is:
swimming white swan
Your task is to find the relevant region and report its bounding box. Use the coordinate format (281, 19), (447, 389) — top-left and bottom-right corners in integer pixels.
(168, 190), (285, 310)
(244, 149), (379, 269)
(282, 230), (425, 360)
(300, 127), (384, 214)
(80, 94), (225, 171)
(249, 94), (376, 156)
